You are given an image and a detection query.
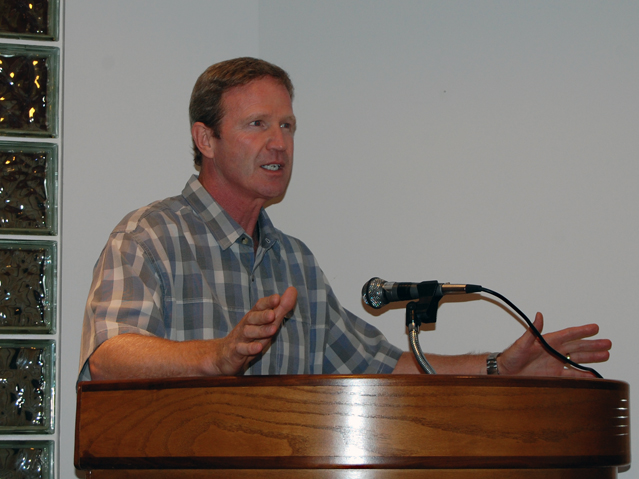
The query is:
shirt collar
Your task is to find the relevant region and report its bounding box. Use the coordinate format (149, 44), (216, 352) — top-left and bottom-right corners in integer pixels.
(182, 175), (280, 252)
(257, 208), (280, 253)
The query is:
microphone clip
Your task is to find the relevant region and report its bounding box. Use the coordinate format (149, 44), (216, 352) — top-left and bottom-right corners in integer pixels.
(405, 280), (443, 328)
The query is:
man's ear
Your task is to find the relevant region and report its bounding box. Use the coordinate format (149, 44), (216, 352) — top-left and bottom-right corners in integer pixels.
(191, 122), (215, 159)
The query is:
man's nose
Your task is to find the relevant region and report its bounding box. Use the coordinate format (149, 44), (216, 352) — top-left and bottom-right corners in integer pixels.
(267, 126), (287, 151)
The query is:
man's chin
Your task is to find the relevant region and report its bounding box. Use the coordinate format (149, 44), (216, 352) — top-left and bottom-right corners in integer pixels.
(262, 185), (290, 207)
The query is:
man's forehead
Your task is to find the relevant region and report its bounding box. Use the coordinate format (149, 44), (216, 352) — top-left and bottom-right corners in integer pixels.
(220, 77), (294, 118)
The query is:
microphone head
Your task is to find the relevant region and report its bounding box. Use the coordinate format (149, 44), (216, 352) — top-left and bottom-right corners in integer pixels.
(362, 277), (387, 309)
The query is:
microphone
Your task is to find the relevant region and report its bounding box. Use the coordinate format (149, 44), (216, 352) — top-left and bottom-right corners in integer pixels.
(362, 277), (482, 309)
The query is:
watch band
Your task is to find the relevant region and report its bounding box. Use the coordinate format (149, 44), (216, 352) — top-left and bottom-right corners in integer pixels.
(486, 352), (501, 375)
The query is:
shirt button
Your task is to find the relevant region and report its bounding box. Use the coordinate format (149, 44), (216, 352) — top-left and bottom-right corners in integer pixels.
(241, 237), (249, 245)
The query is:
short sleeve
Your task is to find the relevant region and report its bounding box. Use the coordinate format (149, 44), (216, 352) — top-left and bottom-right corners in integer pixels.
(78, 231), (166, 381)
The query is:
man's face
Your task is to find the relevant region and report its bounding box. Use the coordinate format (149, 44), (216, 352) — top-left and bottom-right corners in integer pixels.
(203, 76), (296, 208)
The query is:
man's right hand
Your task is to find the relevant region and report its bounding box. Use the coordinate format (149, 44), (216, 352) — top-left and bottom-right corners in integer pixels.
(88, 287), (298, 380)
(209, 286), (298, 375)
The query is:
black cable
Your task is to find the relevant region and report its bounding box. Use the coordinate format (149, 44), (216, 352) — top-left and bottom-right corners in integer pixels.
(480, 287), (603, 379)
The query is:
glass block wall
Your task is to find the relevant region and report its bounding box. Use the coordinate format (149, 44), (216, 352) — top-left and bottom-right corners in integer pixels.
(0, 1), (61, 478)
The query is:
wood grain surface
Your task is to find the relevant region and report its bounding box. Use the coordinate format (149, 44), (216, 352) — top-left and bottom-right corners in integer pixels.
(75, 375), (630, 477)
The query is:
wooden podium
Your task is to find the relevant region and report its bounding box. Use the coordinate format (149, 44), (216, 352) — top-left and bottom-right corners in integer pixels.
(75, 375), (630, 478)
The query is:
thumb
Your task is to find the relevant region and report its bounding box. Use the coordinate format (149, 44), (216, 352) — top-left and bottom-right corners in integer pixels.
(532, 312), (544, 334)
(519, 312), (544, 350)
(275, 287), (297, 318)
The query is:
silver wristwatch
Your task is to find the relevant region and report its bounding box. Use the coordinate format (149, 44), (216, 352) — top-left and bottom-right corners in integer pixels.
(487, 352), (501, 375)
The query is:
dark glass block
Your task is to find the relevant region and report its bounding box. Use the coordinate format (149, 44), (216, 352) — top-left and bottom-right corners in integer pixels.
(0, 241), (56, 334)
(0, 142), (57, 235)
(0, 45), (59, 138)
(0, 0), (59, 41)
(0, 340), (54, 433)
(0, 441), (53, 479)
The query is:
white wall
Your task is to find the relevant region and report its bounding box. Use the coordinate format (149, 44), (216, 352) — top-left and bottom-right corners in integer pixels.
(62, 1), (638, 476)
(61, 1), (259, 477)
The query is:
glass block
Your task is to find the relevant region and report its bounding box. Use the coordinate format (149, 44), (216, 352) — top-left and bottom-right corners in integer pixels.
(0, 45), (59, 138)
(0, 0), (59, 41)
(0, 241), (56, 334)
(0, 142), (57, 235)
(0, 340), (54, 433)
(0, 441), (53, 479)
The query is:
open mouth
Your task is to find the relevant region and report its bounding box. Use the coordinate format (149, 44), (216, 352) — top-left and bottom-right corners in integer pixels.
(261, 164), (282, 171)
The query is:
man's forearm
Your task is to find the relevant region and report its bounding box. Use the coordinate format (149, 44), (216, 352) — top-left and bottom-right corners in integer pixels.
(392, 351), (487, 375)
(88, 333), (223, 380)
(88, 289), (297, 381)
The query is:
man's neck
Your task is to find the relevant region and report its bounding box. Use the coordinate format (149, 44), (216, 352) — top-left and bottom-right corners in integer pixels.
(197, 174), (263, 240)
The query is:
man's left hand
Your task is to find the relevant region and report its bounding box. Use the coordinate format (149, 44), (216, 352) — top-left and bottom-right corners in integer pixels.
(497, 312), (612, 377)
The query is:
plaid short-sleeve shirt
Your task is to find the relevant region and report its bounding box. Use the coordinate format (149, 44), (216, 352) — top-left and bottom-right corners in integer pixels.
(78, 175), (402, 381)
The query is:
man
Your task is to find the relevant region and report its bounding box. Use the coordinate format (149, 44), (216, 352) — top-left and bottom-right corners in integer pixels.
(79, 57), (611, 381)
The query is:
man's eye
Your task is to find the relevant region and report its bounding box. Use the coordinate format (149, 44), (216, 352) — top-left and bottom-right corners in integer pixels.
(250, 120), (263, 127)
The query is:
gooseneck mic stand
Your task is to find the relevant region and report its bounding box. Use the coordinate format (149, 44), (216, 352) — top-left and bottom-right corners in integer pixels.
(405, 281), (442, 374)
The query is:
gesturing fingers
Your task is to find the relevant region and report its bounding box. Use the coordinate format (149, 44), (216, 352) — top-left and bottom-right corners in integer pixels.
(243, 287), (298, 336)
(213, 288), (299, 375)
(242, 308), (279, 339)
(545, 323), (600, 345)
(543, 323), (611, 359)
(235, 287), (298, 354)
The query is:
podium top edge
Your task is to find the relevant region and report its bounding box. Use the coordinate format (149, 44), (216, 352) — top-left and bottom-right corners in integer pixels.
(77, 374), (629, 393)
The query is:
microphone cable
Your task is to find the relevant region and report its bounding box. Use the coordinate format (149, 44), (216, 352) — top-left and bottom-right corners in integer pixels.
(480, 287), (603, 379)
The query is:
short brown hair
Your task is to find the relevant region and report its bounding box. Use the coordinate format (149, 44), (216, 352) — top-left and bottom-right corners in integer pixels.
(189, 57), (294, 167)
